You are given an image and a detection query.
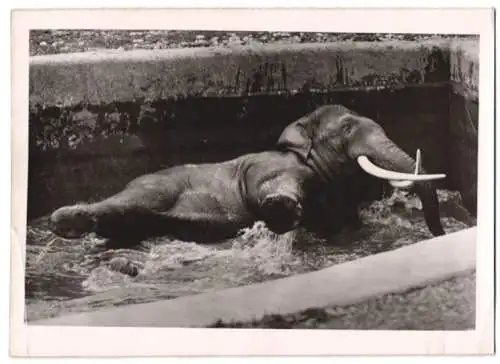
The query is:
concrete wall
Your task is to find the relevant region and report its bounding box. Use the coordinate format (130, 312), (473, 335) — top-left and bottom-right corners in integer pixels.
(30, 40), (451, 107)
(449, 39), (479, 216)
(28, 39), (478, 219)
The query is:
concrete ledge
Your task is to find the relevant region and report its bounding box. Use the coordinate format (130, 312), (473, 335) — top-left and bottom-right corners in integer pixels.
(31, 227), (477, 327)
(30, 40), (451, 107)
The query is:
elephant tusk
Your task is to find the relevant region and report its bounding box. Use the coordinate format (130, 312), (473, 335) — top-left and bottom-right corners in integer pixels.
(415, 148), (422, 174)
(389, 149), (422, 188)
(357, 154), (446, 182)
(390, 180), (414, 188)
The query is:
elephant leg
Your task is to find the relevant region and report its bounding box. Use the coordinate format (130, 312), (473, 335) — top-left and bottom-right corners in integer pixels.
(257, 176), (304, 234)
(160, 191), (252, 242)
(260, 193), (303, 234)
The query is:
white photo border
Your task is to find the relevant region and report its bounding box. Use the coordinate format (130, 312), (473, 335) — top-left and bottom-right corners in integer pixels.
(10, 7), (495, 357)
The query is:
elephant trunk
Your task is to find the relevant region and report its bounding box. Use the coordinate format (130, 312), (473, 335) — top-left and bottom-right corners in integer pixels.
(355, 138), (446, 237)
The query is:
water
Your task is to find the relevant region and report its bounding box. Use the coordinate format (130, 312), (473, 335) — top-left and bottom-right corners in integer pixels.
(24, 189), (474, 322)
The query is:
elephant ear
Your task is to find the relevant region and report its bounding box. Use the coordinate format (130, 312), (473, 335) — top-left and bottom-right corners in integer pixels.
(276, 116), (314, 160)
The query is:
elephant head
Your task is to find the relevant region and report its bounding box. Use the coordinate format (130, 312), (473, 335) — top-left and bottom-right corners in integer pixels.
(277, 104), (446, 236)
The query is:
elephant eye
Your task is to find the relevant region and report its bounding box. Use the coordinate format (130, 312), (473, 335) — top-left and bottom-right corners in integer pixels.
(342, 122), (354, 135)
(340, 115), (359, 136)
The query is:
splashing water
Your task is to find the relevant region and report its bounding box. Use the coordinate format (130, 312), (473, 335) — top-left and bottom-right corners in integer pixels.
(24, 189), (473, 321)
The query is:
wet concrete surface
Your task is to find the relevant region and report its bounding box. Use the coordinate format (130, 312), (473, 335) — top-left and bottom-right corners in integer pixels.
(210, 270), (475, 330)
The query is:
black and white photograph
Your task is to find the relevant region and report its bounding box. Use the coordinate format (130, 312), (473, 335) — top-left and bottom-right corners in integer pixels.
(10, 7), (495, 357)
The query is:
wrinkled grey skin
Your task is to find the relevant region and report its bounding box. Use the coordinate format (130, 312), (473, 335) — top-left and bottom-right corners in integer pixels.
(50, 104), (445, 248)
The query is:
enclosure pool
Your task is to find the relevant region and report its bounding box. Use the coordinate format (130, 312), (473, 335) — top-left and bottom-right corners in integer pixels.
(25, 38), (479, 324)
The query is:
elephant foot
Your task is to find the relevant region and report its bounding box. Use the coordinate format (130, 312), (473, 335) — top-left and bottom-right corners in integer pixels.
(261, 193), (303, 234)
(106, 257), (142, 277)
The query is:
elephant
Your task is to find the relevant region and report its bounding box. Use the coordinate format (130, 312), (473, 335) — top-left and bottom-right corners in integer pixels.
(49, 104), (446, 247)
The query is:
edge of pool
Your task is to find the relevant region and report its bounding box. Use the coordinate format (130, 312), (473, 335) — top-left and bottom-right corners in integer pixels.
(29, 39), (454, 107)
(30, 227), (477, 328)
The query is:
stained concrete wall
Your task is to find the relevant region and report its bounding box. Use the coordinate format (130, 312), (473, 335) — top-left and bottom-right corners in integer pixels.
(30, 40), (451, 107)
(449, 39), (479, 216)
(27, 39), (478, 219)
